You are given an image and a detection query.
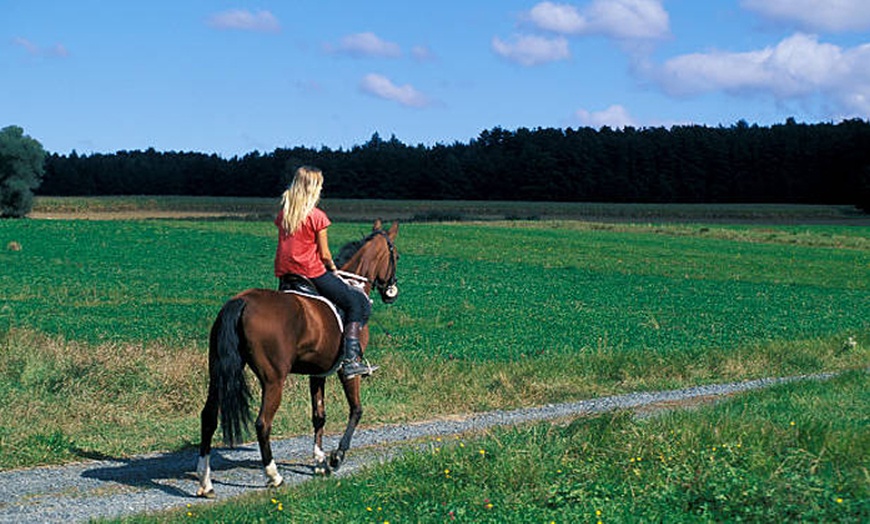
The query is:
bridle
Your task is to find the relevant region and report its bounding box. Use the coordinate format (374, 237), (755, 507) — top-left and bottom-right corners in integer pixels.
(336, 229), (398, 303)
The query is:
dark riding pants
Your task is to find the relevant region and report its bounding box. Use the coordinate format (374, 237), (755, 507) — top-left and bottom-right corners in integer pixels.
(312, 272), (371, 325)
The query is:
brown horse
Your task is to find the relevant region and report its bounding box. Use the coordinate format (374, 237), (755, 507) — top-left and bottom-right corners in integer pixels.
(196, 220), (399, 498)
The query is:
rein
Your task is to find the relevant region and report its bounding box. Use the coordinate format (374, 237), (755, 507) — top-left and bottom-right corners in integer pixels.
(335, 269), (369, 282)
(334, 269), (370, 295)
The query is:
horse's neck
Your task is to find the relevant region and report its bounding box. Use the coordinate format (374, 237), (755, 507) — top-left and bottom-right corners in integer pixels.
(341, 254), (361, 276)
(341, 255), (373, 293)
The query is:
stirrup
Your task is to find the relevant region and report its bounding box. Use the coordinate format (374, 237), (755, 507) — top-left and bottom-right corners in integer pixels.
(339, 358), (379, 379)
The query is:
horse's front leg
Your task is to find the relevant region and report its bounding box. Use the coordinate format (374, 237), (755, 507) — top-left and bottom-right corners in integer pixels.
(309, 376), (329, 475)
(330, 375), (363, 470)
(256, 380), (285, 488)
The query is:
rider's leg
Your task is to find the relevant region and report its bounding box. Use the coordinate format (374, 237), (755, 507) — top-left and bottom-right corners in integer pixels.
(338, 320), (378, 378)
(313, 272), (378, 378)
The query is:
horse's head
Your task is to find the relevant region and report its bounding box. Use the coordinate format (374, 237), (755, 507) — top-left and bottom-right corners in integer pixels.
(336, 220), (400, 304)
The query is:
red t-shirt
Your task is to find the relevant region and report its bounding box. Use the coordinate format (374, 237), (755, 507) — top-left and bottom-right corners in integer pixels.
(274, 207), (331, 278)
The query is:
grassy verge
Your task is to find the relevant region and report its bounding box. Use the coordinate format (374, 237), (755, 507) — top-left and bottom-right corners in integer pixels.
(117, 369), (869, 523)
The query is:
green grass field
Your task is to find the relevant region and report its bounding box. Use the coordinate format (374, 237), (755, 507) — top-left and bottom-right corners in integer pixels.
(1, 201), (868, 521)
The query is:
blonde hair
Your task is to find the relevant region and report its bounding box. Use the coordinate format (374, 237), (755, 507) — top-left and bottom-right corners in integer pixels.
(280, 166), (324, 234)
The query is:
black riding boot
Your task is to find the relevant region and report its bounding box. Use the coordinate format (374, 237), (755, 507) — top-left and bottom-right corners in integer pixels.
(339, 322), (379, 379)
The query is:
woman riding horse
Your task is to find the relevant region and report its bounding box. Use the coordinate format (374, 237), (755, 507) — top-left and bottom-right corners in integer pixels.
(195, 173), (399, 497)
(275, 166), (377, 379)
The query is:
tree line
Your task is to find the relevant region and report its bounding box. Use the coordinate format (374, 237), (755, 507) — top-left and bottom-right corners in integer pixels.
(38, 119), (870, 209)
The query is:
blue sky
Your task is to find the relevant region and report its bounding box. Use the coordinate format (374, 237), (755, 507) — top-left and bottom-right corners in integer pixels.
(3, 0), (870, 158)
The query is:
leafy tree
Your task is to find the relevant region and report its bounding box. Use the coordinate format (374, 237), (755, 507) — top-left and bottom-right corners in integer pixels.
(0, 125), (46, 218)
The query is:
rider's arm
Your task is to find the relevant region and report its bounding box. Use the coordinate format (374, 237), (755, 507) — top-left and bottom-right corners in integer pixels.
(315, 228), (337, 272)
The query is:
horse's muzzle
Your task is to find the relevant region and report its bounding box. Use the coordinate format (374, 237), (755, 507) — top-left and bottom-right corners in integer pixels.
(380, 284), (399, 304)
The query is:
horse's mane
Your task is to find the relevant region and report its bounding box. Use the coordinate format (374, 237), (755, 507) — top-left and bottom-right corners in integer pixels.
(334, 235), (368, 268)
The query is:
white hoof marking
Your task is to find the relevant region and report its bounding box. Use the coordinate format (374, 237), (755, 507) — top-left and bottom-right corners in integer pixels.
(265, 460), (284, 488)
(196, 455), (214, 497)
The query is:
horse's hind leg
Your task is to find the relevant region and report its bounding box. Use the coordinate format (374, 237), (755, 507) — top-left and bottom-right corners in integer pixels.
(309, 376), (329, 474)
(330, 376), (363, 470)
(196, 385), (219, 498)
(255, 380), (285, 488)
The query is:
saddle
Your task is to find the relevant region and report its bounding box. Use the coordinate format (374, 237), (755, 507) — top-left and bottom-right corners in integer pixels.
(279, 274), (318, 295)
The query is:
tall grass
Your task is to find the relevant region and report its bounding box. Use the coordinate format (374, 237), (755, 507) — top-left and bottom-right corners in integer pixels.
(0, 329), (205, 467)
(119, 369), (869, 523)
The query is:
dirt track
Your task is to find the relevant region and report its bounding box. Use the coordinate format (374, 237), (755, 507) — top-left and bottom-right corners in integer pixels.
(0, 372), (836, 523)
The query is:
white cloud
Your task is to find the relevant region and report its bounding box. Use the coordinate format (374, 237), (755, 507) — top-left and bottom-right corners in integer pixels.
(574, 104), (638, 128)
(13, 37), (68, 57)
(206, 10), (280, 32)
(492, 34), (570, 66)
(13, 37), (39, 55)
(49, 43), (69, 57)
(359, 73), (430, 107)
(527, 0), (669, 40)
(411, 45), (436, 62)
(528, 2), (587, 34)
(742, 0), (870, 32)
(329, 32), (402, 58)
(657, 33), (870, 116)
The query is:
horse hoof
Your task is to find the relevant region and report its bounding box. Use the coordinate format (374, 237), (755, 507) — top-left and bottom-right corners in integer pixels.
(196, 487), (216, 499)
(314, 458), (331, 476)
(266, 478), (284, 489)
(329, 450), (344, 471)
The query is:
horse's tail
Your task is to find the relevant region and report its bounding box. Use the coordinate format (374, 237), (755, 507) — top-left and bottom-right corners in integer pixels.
(210, 297), (252, 447)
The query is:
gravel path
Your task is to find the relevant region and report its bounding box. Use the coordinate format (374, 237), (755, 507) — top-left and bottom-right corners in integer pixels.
(0, 372), (837, 523)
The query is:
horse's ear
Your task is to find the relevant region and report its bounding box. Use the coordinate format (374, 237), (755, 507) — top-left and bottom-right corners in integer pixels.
(372, 219), (383, 231)
(388, 221), (398, 239)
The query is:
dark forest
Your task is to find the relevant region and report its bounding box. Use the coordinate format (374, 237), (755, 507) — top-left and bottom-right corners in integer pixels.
(40, 119), (870, 208)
